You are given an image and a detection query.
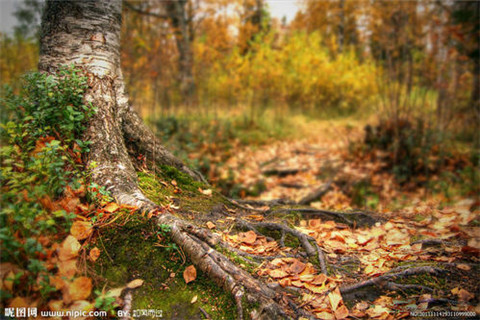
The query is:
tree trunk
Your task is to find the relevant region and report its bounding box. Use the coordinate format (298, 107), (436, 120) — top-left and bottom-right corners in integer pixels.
(37, 1), (298, 318)
(39, 0), (200, 210)
(165, 0), (195, 104)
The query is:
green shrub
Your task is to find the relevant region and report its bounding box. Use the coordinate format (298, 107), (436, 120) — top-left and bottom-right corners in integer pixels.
(0, 66), (95, 299)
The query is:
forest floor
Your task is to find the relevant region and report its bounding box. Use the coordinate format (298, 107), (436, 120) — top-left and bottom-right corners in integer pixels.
(188, 119), (480, 319)
(3, 112), (478, 320)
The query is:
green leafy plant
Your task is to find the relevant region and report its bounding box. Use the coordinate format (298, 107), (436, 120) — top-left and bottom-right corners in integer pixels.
(0, 66), (96, 299)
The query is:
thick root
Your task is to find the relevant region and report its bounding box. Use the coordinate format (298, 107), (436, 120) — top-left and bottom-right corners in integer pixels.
(158, 214), (307, 320)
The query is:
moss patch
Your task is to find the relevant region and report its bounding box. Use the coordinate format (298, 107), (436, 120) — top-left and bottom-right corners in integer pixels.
(95, 217), (235, 319)
(138, 170), (228, 214)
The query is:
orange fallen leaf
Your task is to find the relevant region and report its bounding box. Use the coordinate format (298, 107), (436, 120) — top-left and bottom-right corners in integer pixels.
(71, 221), (93, 240)
(66, 277), (92, 301)
(89, 247), (100, 262)
(335, 305), (349, 319)
(288, 259), (306, 274)
(183, 265), (197, 284)
(269, 269), (288, 279)
(57, 259), (77, 277)
(48, 300), (63, 311)
(9, 296), (29, 308)
(456, 264), (471, 271)
(49, 275), (66, 290)
(238, 231), (257, 244)
(58, 235), (81, 261)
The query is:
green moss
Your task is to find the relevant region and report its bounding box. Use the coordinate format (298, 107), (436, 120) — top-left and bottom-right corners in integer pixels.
(139, 170), (228, 214)
(138, 172), (173, 205)
(158, 165), (206, 192)
(95, 217), (236, 319)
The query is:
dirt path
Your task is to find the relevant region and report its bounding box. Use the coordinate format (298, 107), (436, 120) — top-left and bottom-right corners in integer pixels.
(210, 122), (480, 319)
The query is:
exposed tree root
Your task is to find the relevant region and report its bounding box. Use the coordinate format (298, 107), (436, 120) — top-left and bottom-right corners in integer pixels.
(237, 220), (328, 275)
(298, 181), (333, 205)
(340, 266), (445, 295)
(157, 214), (299, 319)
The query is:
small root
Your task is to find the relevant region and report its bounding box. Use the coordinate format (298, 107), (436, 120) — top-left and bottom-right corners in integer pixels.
(340, 266), (445, 295)
(384, 282), (433, 292)
(238, 219), (328, 274)
(298, 180), (332, 205)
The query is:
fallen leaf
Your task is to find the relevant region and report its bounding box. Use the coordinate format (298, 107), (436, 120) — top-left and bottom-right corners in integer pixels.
(70, 221), (93, 240)
(455, 289), (474, 301)
(206, 221), (216, 229)
(183, 265), (197, 284)
(456, 264), (471, 271)
(9, 297), (29, 308)
(4, 271), (14, 291)
(288, 259), (306, 274)
(66, 277), (92, 301)
(269, 269), (288, 279)
(191, 295), (198, 304)
(89, 247), (100, 262)
(238, 231), (257, 244)
(335, 305), (349, 319)
(201, 189), (212, 196)
(105, 287), (124, 298)
(314, 311), (335, 320)
(104, 202), (119, 213)
(57, 259), (77, 277)
(70, 300), (94, 320)
(49, 276), (66, 290)
(48, 300), (63, 311)
(328, 287), (342, 311)
(58, 236), (81, 261)
(127, 279), (144, 289)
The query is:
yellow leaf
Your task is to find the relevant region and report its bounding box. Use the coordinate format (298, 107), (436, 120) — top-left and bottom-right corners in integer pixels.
(104, 202), (120, 213)
(191, 295), (198, 304)
(4, 271), (14, 291)
(70, 300), (94, 320)
(328, 287), (342, 311)
(70, 221), (93, 240)
(201, 189), (212, 196)
(127, 279), (144, 289)
(206, 221), (216, 229)
(105, 287), (124, 298)
(183, 265), (197, 284)
(315, 311), (335, 320)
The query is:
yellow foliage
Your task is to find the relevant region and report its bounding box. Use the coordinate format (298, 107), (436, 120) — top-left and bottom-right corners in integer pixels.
(196, 31), (377, 112)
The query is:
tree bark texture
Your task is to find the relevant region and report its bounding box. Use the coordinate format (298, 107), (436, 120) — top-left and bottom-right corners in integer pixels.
(39, 0), (200, 209)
